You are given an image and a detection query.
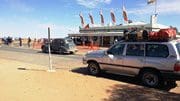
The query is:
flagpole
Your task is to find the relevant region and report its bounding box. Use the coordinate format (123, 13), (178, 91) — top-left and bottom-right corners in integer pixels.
(155, 0), (157, 14)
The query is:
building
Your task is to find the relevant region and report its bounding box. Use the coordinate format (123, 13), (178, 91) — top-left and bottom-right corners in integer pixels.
(69, 15), (170, 47)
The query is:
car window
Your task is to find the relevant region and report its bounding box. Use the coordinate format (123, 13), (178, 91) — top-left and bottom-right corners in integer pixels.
(59, 40), (65, 45)
(146, 44), (169, 58)
(52, 39), (57, 44)
(126, 44), (144, 56)
(108, 44), (125, 55)
(66, 39), (73, 43)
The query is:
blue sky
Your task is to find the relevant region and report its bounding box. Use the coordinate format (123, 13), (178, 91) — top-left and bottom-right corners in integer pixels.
(0, 0), (180, 38)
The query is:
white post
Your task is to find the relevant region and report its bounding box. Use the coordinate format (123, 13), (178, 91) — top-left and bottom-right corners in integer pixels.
(47, 27), (55, 72)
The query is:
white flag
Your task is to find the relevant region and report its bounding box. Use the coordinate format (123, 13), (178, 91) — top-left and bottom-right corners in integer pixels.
(122, 6), (128, 22)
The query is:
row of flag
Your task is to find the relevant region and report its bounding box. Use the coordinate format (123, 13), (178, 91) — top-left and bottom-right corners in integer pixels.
(79, 7), (128, 28)
(80, 0), (157, 28)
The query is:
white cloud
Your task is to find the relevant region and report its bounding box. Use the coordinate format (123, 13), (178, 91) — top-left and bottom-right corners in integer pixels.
(76, 0), (112, 8)
(128, 0), (180, 15)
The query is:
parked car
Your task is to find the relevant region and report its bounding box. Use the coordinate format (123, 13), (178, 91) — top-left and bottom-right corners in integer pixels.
(41, 38), (77, 54)
(83, 40), (180, 87)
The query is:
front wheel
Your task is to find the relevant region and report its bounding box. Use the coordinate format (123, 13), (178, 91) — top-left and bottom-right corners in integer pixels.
(140, 70), (163, 88)
(88, 62), (101, 76)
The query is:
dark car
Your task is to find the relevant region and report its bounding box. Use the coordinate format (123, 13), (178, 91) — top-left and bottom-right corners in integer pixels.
(41, 38), (78, 54)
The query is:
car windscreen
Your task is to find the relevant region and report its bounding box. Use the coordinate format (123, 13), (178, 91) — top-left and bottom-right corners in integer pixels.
(65, 39), (75, 46)
(66, 39), (73, 43)
(176, 43), (180, 55)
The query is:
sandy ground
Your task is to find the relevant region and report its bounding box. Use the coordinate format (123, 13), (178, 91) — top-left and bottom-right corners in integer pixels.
(0, 58), (180, 101)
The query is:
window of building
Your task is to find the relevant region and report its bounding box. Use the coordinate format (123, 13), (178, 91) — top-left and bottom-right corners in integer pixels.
(146, 44), (169, 58)
(126, 44), (144, 56)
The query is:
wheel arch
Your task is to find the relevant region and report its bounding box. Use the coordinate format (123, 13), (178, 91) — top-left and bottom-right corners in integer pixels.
(138, 67), (164, 87)
(87, 60), (99, 64)
(138, 67), (161, 76)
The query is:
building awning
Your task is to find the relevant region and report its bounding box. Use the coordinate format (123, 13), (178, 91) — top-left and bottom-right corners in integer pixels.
(68, 32), (123, 37)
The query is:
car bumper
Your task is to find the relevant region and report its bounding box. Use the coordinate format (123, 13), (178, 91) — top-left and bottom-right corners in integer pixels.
(66, 49), (78, 53)
(161, 71), (180, 80)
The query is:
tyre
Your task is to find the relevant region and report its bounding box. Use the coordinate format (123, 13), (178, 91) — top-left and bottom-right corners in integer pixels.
(70, 51), (75, 54)
(140, 70), (163, 88)
(88, 62), (101, 76)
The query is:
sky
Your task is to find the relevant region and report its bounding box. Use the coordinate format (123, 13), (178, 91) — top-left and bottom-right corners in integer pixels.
(0, 0), (180, 38)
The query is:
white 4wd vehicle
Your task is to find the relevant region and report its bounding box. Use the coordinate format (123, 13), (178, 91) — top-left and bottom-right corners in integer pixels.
(83, 40), (180, 87)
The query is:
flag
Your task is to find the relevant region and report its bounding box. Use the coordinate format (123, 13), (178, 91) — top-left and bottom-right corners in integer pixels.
(147, 0), (156, 4)
(122, 6), (128, 22)
(84, 24), (89, 29)
(110, 10), (116, 24)
(89, 13), (94, 24)
(79, 13), (85, 27)
(100, 10), (104, 25)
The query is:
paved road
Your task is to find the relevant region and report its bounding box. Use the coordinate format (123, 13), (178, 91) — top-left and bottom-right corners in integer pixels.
(0, 45), (84, 69)
(0, 45), (82, 59)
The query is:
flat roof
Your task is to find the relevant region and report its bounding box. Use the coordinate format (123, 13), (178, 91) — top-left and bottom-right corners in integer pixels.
(68, 32), (123, 37)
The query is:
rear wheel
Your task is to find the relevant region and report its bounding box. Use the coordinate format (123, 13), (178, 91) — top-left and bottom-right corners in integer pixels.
(88, 62), (101, 76)
(140, 70), (163, 88)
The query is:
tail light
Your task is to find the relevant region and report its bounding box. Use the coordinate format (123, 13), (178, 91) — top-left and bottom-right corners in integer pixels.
(174, 62), (180, 71)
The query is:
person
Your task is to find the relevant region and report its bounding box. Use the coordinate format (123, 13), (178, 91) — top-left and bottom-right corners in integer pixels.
(27, 37), (31, 47)
(19, 37), (22, 47)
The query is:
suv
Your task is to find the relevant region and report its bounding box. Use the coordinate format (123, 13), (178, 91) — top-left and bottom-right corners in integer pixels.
(83, 40), (180, 87)
(41, 38), (77, 54)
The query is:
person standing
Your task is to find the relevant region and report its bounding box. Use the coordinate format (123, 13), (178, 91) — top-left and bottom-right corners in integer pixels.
(27, 37), (31, 47)
(19, 37), (22, 47)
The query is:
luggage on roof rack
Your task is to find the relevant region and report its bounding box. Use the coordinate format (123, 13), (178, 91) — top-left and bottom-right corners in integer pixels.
(123, 28), (177, 42)
(149, 28), (176, 41)
(124, 29), (149, 42)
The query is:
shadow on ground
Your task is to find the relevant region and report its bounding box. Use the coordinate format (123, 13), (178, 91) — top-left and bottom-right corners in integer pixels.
(17, 68), (46, 72)
(103, 84), (180, 101)
(71, 67), (179, 92)
(37, 51), (74, 55)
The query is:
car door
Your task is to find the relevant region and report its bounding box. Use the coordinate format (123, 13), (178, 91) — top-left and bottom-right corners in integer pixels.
(100, 43), (126, 73)
(144, 44), (175, 71)
(51, 39), (58, 51)
(122, 43), (145, 75)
